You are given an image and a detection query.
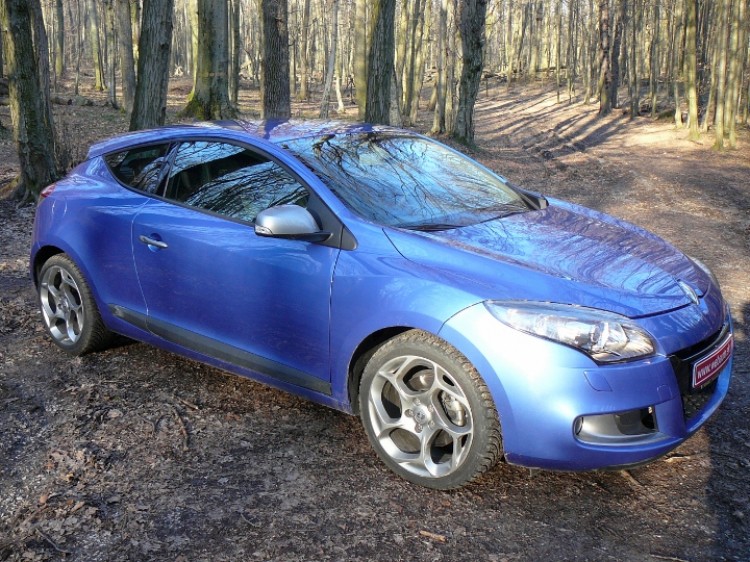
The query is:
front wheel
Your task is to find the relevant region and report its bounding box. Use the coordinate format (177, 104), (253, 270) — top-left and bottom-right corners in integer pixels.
(359, 330), (502, 489)
(38, 254), (113, 355)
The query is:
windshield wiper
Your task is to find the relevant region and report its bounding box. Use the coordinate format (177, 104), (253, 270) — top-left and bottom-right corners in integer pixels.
(398, 222), (464, 232)
(478, 204), (530, 224)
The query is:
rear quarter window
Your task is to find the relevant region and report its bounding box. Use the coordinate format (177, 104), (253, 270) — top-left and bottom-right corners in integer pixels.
(104, 144), (171, 194)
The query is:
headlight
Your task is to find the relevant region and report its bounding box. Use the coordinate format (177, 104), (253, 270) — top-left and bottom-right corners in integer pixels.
(485, 301), (655, 363)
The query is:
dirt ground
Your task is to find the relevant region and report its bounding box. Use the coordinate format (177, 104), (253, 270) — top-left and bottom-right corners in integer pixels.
(1, 80), (749, 562)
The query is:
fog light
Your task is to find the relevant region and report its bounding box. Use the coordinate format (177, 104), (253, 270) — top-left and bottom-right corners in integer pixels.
(573, 417), (583, 436)
(576, 407), (659, 445)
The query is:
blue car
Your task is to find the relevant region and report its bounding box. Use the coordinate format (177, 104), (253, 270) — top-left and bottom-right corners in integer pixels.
(30, 120), (733, 489)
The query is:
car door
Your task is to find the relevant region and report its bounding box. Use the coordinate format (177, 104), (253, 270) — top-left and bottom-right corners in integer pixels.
(87, 143), (172, 320)
(131, 140), (339, 394)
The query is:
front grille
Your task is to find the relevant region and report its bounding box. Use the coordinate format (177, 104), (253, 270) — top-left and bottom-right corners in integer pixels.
(669, 325), (728, 422)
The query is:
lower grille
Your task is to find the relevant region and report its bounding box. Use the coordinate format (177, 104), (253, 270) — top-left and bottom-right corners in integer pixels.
(669, 325), (728, 422)
(680, 380), (717, 420)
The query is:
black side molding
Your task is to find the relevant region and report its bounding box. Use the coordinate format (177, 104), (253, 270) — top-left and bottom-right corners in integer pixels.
(108, 304), (332, 395)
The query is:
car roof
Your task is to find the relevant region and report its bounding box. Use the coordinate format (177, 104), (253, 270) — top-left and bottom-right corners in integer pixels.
(86, 119), (403, 160)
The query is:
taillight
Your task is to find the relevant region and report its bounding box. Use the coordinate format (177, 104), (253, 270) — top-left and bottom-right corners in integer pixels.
(40, 184), (57, 198)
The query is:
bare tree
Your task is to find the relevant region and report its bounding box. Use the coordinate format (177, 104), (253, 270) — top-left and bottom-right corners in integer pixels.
(353, 0), (369, 118)
(365, 0), (396, 124)
(712, 0), (730, 149)
(453, 0), (488, 143)
(260, 0), (291, 118)
(85, 0), (104, 90)
(54, 0), (64, 78)
(685, 0), (700, 139)
(116, 0), (136, 113)
(319, 0), (339, 118)
(129, 0), (175, 130)
(724, 0), (746, 148)
(104, 0), (118, 109)
(183, 0), (234, 119)
(431, 0), (449, 134)
(298, 0), (312, 100)
(229, 0), (241, 104)
(597, 0), (612, 115)
(610, 0), (626, 110)
(1, 0), (65, 200)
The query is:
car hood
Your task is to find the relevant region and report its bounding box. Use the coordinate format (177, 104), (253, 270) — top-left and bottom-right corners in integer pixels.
(385, 201), (709, 318)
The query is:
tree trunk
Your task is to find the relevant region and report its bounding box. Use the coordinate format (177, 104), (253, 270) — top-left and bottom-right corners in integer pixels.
(74, 0), (83, 95)
(724, 0), (745, 148)
(649, 0), (661, 117)
(555, 0), (563, 102)
(431, 0), (448, 134)
(597, 0), (611, 115)
(405, 0), (427, 126)
(685, 0), (700, 139)
(86, 0), (104, 90)
(28, 0), (53, 129)
(671, 0), (685, 128)
(506, 0), (516, 85)
(610, 0), (626, 109)
(1, 0), (64, 201)
(116, 0), (136, 113)
(395, 0), (409, 100)
(131, 0), (141, 65)
(354, 0), (368, 117)
(287, 0), (297, 98)
(712, 0), (730, 149)
(260, 0), (291, 119)
(583, 0), (596, 102)
(629, 0), (640, 118)
(54, 0), (64, 78)
(299, 0), (312, 100)
(567, 0), (577, 101)
(189, 0), (199, 78)
(229, 0), (241, 105)
(105, 0), (118, 109)
(183, 0), (234, 119)
(320, 0), (339, 118)
(364, 0), (396, 124)
(408, 0), (428, 125)
(129, 0), (175, 130)
(453, 0), (487, 144)
(445, 0), (457, 131)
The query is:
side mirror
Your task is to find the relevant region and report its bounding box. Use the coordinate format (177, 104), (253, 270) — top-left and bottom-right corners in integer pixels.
(254, 204), (332, 242)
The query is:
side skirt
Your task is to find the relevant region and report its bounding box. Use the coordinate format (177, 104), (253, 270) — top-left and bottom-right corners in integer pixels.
(109, 304), (332, 396)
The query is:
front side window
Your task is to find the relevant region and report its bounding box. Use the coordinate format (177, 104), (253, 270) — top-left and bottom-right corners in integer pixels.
(283, 133), (530, 230)
(165, 141), (309, 222)
(104, 144), (171, 194)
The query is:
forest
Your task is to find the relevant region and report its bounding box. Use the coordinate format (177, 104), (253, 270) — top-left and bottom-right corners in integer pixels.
(0, 0), (748, 201)
(2, 2), (750, 560)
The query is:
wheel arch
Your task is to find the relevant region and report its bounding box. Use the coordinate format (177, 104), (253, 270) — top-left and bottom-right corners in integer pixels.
(347, 326), (413, 415)
(31, 245), (65, 286)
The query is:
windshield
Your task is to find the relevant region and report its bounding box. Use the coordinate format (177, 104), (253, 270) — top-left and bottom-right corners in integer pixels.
(282, 133), (529, 229)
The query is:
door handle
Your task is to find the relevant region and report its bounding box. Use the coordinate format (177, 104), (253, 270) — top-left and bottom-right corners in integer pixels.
(139, 235), (168, 249)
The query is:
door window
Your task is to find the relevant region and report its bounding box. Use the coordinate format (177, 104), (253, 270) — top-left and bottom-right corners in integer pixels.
(166, 141), (309, 223)
(104, 144), (171, 195)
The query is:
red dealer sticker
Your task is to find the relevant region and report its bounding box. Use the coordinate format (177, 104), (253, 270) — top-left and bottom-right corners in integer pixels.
(692, 334), (733, 389)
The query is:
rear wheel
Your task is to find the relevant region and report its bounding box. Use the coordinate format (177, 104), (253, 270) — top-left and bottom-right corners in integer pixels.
(38, 254), (113, 355)
(359, 330), (502, 489)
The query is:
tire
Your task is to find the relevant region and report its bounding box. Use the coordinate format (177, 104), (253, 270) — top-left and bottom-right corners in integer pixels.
(38, 254), (113, 355)
(359, 330), (502, 489)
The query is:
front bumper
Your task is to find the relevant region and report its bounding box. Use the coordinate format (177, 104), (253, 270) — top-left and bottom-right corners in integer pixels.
(439, 302), (733, 471)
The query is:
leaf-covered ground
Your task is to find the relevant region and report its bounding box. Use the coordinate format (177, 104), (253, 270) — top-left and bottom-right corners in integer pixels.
(1, 82), (749, 561)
